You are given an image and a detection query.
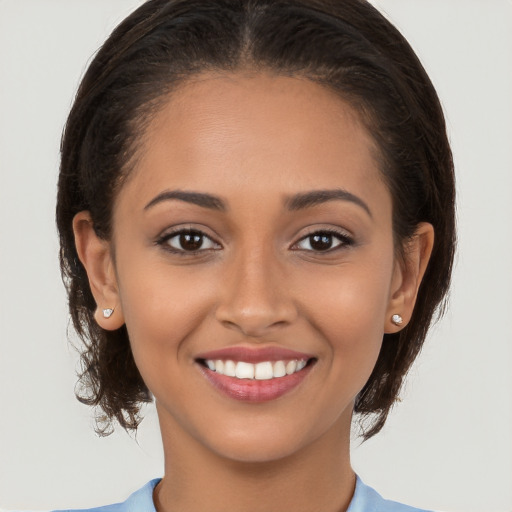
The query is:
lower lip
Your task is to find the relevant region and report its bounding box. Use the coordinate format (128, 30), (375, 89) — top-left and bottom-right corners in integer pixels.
(199, 363), (314, 402)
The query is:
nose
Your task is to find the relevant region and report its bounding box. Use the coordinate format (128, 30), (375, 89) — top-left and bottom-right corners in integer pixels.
(215, 248), (298, 337)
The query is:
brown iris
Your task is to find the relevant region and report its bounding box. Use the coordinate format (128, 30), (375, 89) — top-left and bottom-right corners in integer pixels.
(179, 232), (204, 251)
(309, 234), (335, 251)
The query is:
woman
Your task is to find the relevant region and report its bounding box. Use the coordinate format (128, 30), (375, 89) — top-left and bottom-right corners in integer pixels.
(56, 0), (455, 510)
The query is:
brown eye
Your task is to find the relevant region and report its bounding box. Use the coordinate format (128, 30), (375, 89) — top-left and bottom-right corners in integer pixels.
(294, 231), (352, 252)
(309, 234), (335, 251)
(179, 232), (203, 251)
(164, 230), (219, 252)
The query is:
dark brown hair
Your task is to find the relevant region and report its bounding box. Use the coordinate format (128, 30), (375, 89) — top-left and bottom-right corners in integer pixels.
(57, 0), (455, 439)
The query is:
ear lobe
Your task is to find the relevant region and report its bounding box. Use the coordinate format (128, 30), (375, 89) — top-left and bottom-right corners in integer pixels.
(385, 222), (434, 333)
(73, 211), (125, 330)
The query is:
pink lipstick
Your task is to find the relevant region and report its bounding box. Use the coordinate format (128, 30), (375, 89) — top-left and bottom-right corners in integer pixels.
(196, 346), (316, 402)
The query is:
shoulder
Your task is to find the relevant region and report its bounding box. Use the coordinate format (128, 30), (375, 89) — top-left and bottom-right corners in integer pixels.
(49, 476), (434, 512)
(348, 476), (435, 512)
(52, 479), (161, 512)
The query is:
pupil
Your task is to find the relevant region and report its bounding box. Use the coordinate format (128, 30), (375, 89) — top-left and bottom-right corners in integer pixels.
(180, 232), (203, 250)
(310, 234), (332, 251)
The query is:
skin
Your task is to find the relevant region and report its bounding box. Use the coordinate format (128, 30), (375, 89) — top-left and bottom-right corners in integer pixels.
(74, 72), (433, 512)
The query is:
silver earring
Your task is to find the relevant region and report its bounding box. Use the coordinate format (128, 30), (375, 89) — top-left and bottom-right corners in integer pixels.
(391, 314), (403, 326)
(103, 308), (115, 319)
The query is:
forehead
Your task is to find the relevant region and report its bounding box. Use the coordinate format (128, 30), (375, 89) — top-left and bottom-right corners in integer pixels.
(122, 71), (387, 209)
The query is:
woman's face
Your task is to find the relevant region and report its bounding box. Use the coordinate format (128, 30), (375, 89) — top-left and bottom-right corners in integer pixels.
(92, 72), (414, 462)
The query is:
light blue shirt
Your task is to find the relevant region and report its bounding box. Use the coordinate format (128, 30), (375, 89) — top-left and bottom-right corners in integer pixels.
(57, 476), (433, 512)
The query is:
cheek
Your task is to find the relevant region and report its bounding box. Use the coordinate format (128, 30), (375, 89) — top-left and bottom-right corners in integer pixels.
(116, 259), (218, 366)
(298, 258), (393, 378)
(302, 262), (392, 337)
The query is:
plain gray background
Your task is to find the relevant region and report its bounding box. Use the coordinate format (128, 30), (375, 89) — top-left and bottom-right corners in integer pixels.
(0, 1), (511, 511)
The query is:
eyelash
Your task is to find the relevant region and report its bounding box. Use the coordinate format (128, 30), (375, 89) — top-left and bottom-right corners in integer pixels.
(156, 228), (354, 255)
(292, 229), (354, 253)
(156, 229), (221, 255)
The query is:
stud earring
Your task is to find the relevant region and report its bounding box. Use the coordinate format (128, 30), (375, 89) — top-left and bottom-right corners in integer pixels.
(103, 308), (115, 319)
(391, 314), (403, 326)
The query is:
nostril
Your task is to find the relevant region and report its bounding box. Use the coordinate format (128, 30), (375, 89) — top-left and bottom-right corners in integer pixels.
(214, 277), (299, 336)
(218, 317), (288, 338)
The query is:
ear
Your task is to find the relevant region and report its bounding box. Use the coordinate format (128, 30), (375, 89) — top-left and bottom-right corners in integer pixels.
(385, 222), (434, 333)
(73, 211), (125, 330)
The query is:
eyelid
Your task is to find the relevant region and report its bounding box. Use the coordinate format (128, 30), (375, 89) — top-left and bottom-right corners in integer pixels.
(156, 226), (222, 253)
(291, 228), (354, 252)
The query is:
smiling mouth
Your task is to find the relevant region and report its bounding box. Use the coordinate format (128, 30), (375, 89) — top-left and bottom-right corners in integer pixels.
(197, 357), (316, 402)
(195, 346), (317, 402)
(199, 358), (314, 380)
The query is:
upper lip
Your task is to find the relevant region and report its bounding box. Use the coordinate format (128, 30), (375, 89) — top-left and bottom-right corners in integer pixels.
(195, 346), (315, 364)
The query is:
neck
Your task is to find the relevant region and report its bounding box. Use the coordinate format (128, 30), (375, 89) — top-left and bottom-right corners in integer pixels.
(153, 405), (356, 512)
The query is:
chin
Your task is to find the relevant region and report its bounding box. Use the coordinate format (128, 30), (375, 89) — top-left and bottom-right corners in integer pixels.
(197, 408), (350, 466)
(207, 433), (310, 464)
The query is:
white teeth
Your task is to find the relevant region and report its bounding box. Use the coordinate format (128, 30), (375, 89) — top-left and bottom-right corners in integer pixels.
(236, 361), (255, 379)
(224, 360), (236, 377)
(273, 360), (286, 378)
(205, 358), (309, 380)
(286, 360), (297, 375)
(254, 362), (273, 380)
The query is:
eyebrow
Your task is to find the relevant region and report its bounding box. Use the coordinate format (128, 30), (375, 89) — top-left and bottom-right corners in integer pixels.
(144, 190), (226, 211)
(144, 188), (371, 217)
(285, 189), (372, 217)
